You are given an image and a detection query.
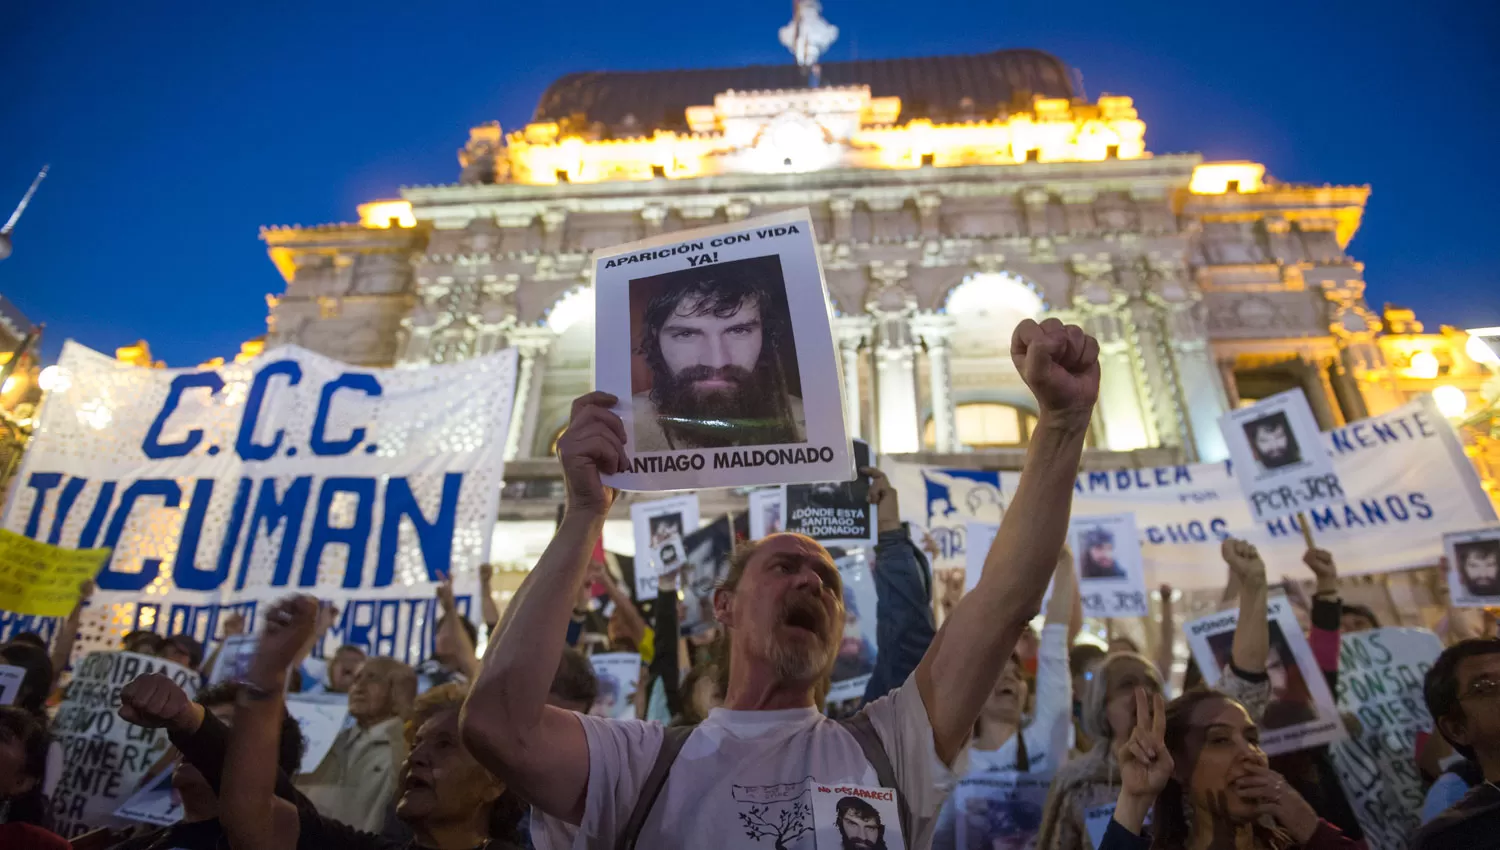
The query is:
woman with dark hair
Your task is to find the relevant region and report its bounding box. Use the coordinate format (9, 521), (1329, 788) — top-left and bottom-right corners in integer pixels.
(0, 706), (66, 849)
(0, 642), (54, 719)
(1097, 688), (1358, 850)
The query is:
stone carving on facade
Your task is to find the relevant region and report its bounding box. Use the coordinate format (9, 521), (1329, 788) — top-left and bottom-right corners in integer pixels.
(1068, 253), (1115, 307)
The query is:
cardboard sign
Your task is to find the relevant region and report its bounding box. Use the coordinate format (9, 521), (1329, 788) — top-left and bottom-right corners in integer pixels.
(1070, 513), (1150, 618)
(209, 633), (258, 686)
(593, 209), (852, 491)
(285, 694), (352, 775)
(827, 551), (878, 706)
(113, 761), (182, 826)
(1219, 389), (1344, 522)
(952, 771), (1052, 850)
(51, 651), (199, 837)
(810, 782), (905, 850)
(678, 516), (735, 636)
(630, 495), (700, 600)
(1329, 628), (1444, 850)
(783, 440), (876, 547)
(588, 652), (642, 720)
(1183, 596), (1346, 754)
(1443, 527), (1500, 608)
(0, 664), (23, 705)
(748, 488), (785, 540)
(0, 529), (108, 617)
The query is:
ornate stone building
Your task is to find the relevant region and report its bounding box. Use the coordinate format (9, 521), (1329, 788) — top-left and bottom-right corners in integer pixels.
(258, 9), (1499, 568)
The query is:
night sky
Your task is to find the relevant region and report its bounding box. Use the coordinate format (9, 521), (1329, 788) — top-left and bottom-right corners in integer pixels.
(5, 1), (1497, 366)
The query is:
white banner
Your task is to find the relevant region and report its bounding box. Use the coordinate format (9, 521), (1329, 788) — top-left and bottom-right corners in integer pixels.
(0, 342), (516, 663)
(888, 397), (1496, 589)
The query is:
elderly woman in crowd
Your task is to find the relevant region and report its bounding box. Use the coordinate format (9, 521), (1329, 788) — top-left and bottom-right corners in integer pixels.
(296, 656), (417, 831)
(1097, 688), (1358, 849)
(1037, 538), (1275, 850)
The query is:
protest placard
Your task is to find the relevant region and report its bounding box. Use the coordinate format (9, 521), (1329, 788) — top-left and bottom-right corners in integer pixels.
(1219, 388), (1344, 523)
(286, 693), (352, 775)
(0, 528), (108, 617)
(588, 652), (642, 720)
(51, 650), (199, 838)
(827, 551), (878, 706)
(0, 664), (22, 705)
(783, 440), (876, 547)
(1070, 513), (1149, 618)
(630, 495), (701, 600)
(209, 633), (258, 686)
(810, 781), (906, 850)
(748, 488), (784, 540)
(0, 342), (515, 664)
(1443, 527), (1500, 608)
(963, 521), (1000, 593)
(678, 516), (734, 636)
(1329, 628), (1443, 850)
(1184, 597), (1345, 754)
(593, 208), (851, 491)
(113, 760), (181, 826)
(951, 771), (1052, 850)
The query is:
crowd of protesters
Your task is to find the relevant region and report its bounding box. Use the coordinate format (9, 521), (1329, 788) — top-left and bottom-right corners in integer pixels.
(1, 319), (1497, 849)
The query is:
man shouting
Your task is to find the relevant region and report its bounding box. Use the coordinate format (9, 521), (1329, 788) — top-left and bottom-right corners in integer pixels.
(633, 261), (804, 451)
(462, 317), (1101, 849)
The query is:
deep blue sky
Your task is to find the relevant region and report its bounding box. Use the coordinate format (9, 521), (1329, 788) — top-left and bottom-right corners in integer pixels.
(4, 1), (1497, 366)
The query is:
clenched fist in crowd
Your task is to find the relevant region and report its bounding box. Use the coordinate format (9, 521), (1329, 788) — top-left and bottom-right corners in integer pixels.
(1010, 318), (1100, 428)
(119, 672), (202, 734)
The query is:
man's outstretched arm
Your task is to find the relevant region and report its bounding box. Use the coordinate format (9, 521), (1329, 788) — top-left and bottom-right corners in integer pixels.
(915, 318), (1099, 764)
(460, 392), (625, 824)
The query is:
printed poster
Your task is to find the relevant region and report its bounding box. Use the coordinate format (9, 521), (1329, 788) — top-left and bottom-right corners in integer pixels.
(1329, 628), (1444, 850)
(285, 693), (352, 775)
(1219, 388), (1344, 523)
(0, 528), (109, 617)
(951, 771), (1051, 850)
(783, 440), (876, 547)
(1442, 527), (1500, 608)
(1069, 513), (1149, 618)
(811, 782), (905, 850)
(52, 650), (199, 837)
(0, 663), (22, 705)
(113, 760), (182, 826)
(885, 396), (1496, 590)
(678, 516), (735, 636)
(0, 342), (515, 665)
(209, 633), (258, 686)
(1184, 597), (1346, 754)
(593, 208), (852, 491)
(630, 494), (701, 601)
(588, 652), (642, 720)
(827, 551), (878, 706)
(749, 488), (785, 540)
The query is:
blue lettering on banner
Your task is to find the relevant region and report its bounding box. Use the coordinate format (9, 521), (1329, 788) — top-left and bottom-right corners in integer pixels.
(245, 477), (313, 589)
(47, 476), (88, 545)
(142, 372), (225, 459)
(311, 374), (383, 456)
(237, 361), (303, 461)
(97, 480), (183, 592)
(1145, 517), (1232, 545)
(1076, 465), (1193, 494)
(375, 473), (463, 585)
(78, 481), (117, 548)
(304, 477), (376, 588)
(21, 472), (63, 538)
(1329, 412), (1438, 456)
(1269, 492), (1436, 537)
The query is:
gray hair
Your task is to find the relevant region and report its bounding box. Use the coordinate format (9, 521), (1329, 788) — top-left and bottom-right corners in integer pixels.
(1081, 651), (1164, 742)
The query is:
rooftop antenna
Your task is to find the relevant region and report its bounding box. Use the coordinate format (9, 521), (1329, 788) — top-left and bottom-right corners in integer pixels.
(0, 165), (49, 262)
(780, 0), (838, 87)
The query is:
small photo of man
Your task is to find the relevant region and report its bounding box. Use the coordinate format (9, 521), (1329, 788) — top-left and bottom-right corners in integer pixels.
(629, 254), (805, 452)
(1453, 538), (1500, 599)
(834, 796), (886, 850)
(648, 514), (683, 547)
(1242, 411), (1302, 472)
(1078, 526), (1126, 580)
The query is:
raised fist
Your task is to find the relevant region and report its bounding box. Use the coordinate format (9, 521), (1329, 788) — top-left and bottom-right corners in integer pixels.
(1222, 538), (1266, 585)
(436, 573), (457, 613)
(119, 672), (201, 733)
(1302, 548), (1337, 583)
(250, 595), (320, 684)
(478, 563), (494, 584)
(557, 392), (624, 517)
(1010, 318), (1100, 424)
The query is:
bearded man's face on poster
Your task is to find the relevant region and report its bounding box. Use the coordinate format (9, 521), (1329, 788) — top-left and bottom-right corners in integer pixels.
(655, 292), (774, 422)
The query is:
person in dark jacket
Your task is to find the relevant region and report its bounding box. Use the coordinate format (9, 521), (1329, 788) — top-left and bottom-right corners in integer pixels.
(1409, 637), (1500, 850)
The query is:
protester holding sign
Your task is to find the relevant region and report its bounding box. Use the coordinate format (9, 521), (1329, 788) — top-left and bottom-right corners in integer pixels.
(932, 546), (1077, 850)
(857, 466), (936, 707)
(462, 317), (1099, 849)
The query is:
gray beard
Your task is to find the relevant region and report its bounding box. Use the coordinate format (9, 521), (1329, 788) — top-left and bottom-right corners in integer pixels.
(768, 635), (832, 683)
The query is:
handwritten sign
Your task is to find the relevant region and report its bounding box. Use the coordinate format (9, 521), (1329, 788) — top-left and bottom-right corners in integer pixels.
(1329, 628), (1443, 850)
(0, 529), (107, 617)
(50, 651), (199, 837)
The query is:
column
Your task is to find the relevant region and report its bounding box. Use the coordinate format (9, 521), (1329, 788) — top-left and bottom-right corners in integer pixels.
(834, 315), (873, 439)
(915, 191), (942, 240)
(1153, 289), (1231, 461)
(874, 313), (920, 454)
(828, 195), (855, 242)
(504, 327), (555, 460)
(911, 312), (957, 452)
(540, 208), (568, 253)
(1068, 256), (1156, 452)
(1020, 188), (1052, 237)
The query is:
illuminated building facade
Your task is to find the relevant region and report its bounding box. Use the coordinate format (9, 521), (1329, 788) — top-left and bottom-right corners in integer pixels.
(258, 13), (1500, 567)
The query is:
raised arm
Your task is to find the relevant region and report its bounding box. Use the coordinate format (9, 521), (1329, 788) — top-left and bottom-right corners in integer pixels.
(860, 465), (936, 706)
(915, 319), (1098, 764)
(436, 574), (480, 681)
(651, 564), (683, 719)
(1301, 547), (1342, 690)
(48, 579), (93, 688)
(1155, 583), (1175, 684)
(460, 391), (623, 823)
(1045, 546), (1076, 628)
(478, 563), (501, 631)
(1222, 538), (1268, 675)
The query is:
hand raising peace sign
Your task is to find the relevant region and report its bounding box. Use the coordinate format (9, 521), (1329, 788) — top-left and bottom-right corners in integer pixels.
(1113, 687), (1173, 835)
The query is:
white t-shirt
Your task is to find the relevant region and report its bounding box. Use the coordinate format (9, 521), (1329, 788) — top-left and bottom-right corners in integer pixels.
(532, 672), (964, 850)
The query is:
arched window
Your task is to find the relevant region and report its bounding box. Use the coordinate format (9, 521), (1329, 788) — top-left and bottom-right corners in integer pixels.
(925, 402), (1036, 450)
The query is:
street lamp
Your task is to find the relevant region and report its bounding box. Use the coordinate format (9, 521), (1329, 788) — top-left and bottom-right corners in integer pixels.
(0, 165), (49, 261)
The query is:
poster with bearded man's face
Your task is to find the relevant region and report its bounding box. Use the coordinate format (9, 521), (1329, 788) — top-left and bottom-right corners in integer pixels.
(592, 209), (852, 491)
(1445, 528), (1500, 607)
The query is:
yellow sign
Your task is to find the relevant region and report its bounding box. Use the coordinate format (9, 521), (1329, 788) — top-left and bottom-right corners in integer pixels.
(0, 529), (109, 617)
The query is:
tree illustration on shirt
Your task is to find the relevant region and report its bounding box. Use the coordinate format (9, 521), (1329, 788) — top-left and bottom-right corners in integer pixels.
(734, 780), (814, 849)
